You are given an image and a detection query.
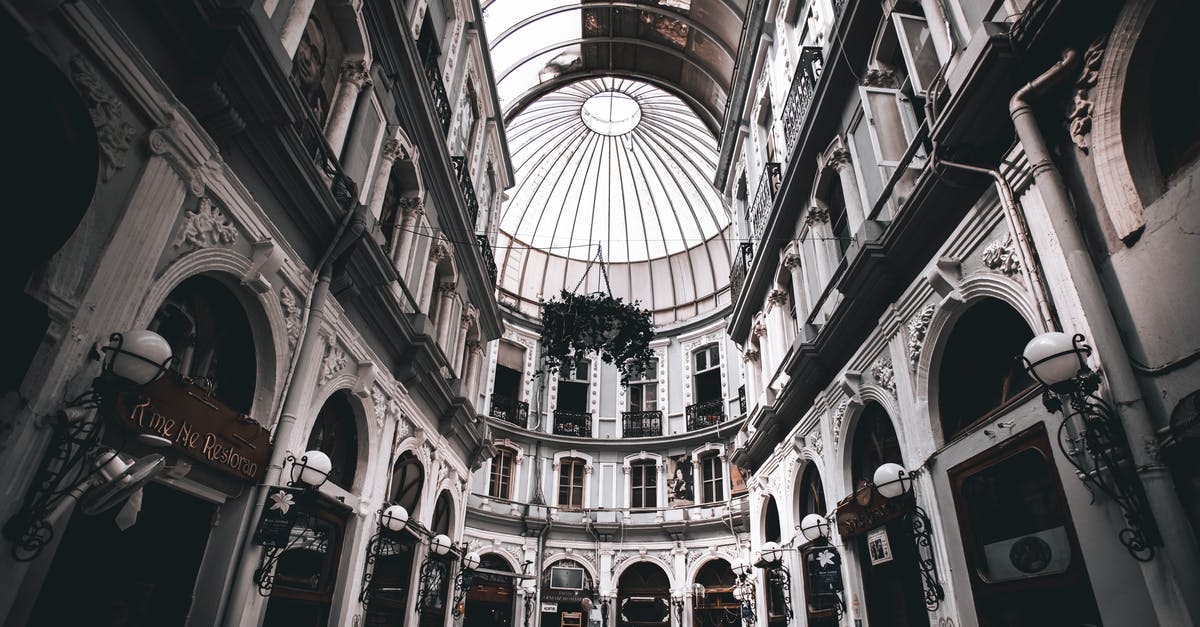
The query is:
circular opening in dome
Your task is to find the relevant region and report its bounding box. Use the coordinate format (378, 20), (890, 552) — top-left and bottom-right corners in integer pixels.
(580, 91), (642, 136)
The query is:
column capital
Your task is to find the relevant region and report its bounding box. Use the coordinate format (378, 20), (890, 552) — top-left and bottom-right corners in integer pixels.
(767, 289), (789, 306)
(827, 147), (853, 170)
(804, 207), (830, 226)
(783, 253), (804, 269)
(437, 281), (458, 294)
(381, 138), (407, 162)
(340, 59), (371, 87)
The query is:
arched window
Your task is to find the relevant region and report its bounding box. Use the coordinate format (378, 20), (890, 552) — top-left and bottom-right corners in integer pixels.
(617, 563), (671, 627)
(306, 391), (359, 488)
(763, 496), (781, 543)
(850, 403), (903, 489)
(937, 299), (1035, 440)
(150, 275), (257, 413)
(1150, 1), (1200, 179)
(390, 452), (424, 514)
(693, 559), (737, 627)
(489, 447), (516, 500)
(558, 457), (586, 509)
(431, 491), (453, 536)
(797, 463), (825, 520)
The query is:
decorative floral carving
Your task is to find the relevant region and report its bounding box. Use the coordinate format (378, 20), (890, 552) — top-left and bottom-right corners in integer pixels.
(767, 289), (789, 306)
(280, 286), (301, 347)
(371, 386), (389, 427)
(805, 207), (830, 226)
(341, 59), (371, 87)
(862, 68), (896, 88)
(827, 148), (852, 169)
(174, 197), (238, 249)
(981, 232), (1021, 276)
(906, 304), (936, 371)
(70, 55), (135, 182)
(809, 431), (823, 455)
(871, 357), (896, 394)
(1068, 34), (1108, 152)
(831, 399), (850, 448)
(321, 341), (348, 385)
(381, 138), (407, 162)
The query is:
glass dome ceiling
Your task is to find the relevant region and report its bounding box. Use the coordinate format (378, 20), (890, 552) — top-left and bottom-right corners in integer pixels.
(495, 77), (733, 323)
(501, 77), (729, 263)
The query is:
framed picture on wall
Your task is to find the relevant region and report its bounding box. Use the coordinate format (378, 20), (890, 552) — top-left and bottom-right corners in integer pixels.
(867, 528), (892, 565)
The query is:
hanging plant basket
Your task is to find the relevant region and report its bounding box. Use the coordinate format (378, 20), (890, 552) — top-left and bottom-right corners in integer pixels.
(537, 290), (655, 382)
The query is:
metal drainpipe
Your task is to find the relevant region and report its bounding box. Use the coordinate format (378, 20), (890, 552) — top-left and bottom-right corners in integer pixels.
(1011, 49), (1200, 624)
(221, 205), (367, 625)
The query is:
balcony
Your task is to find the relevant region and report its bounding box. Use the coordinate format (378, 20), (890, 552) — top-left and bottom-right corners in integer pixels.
(621, 410), (663, 437)
(490, 395), (529, 427)
(782, 48), (823, 150)
(686, 400), (726, 431)
(553, 410), (592, 437)
(747, 163), (781, 243)
(729, 242), (753, 305)
(292, 90), (358, 211)
(450, 157), (480, 227)
(423, 60), (452, 134)
(477, 235), (498, 285)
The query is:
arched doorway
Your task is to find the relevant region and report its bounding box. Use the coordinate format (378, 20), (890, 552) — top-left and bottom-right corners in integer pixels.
(845, 403), (928, 627)
(264, 391), (361, 626)
(617, 562), (670, 627)
(540, 559), (594, 627)
(28, 275), (258, 626)
(418, 492), (456, 627)
(364, 452), (426, 626)
(796, 463), (839, 626)
(464, 554), (515, 627)
(692, 559), (737, 627)
(759, 497), (787, 627)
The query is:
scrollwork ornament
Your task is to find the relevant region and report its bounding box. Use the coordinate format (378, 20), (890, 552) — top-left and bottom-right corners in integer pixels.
(174, 197), (239, 249)
(1068, 34), (1108, 151)
(981, 232), (1021, 276)
(70, 55), (136, 182)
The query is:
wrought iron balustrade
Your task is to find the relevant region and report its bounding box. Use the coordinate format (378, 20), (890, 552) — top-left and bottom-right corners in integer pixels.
(737, 385), (747, 417)
(747, 163), (781, 243)
(553, 410), (592, 437)
(621, 410), (663, 437)
(490, 395), (528, 427)
(686, 399), (726, 431)
(423, 61), (452, 134)
(782, 48), (823, 149)
(450, 157), (480, 227)
(291, 82), (358, 210)
(477, 235), (498, 285)
(729, 242), (753, 304)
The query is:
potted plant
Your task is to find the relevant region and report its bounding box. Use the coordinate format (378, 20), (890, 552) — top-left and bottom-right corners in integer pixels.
(537, 290), (655, 382)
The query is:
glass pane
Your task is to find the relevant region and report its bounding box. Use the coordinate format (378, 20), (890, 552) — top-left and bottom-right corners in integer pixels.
(960, 449), (1073, 582)
(865, 90), (909, 164)
(894, 14), (940, 94)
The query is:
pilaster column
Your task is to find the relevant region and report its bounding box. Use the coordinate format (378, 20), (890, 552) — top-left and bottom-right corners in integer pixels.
(368, 138), (406, 223)
(435, 283), (458, 349)
(463, 340), (484, 400)
(829, 147), (867, 233)
(805, 206), (836, 288)
(396, 198), (425, 276)
(419, 246), (447, 313)
(752, 320), (770, 389)
(783, 251), (809, 326)
(324, 60), (371, 155)
(280, 0), (317, 59)
(766, 289), (791, 367)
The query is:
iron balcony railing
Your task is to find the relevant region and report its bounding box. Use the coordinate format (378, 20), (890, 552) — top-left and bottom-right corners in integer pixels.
(686, 399), (726, 431)
(450, 157), (480, 227)
(477, 235), (498, 285)
(729, 242), (753, 304)
(291, 80), (358, 211)
(782, 47), (823, 149)
(490, 395), (528, 427)
(747, 163), (782, 243)
(621, 410), (663, 437)
(737, 385), (747, 417)
(553, 410), (592, 437)
(423, 60), (452, 134)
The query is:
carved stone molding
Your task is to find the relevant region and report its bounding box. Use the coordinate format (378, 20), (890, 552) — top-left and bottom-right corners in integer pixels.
(783, 253), (804, 268)
(437, 281), (457, 294)
(831, 399), (850, 449)
(70, 55), (135, 182)
(320, 340), (349, 385)
(809, 431), (823, 455)
(381, 138), (407, 162)
(805, 207), (830, 226)
(341, 60), (372, 87)
(870, 357), (896, 394)
(371, 386), (390, 428)
(767, 289), (789, 306)
(862, 68), (897, 88)
(174, 197), (239, 250)
(1068, 34), (1108, 152)
(906, 304), (936, 371)
(981, 232), (1021, 276)
(280, 286), (302, 347)
(827, 148), (853, 170)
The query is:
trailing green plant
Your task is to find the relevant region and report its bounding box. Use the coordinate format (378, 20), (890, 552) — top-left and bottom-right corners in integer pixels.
(537, 290), (655, 383)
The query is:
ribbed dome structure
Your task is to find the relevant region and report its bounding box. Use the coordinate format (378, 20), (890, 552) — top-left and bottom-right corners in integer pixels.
(496, 78), (732, 324)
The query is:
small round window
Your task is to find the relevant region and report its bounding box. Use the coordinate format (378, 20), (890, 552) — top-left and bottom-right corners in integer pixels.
(580, 90), (642, 136)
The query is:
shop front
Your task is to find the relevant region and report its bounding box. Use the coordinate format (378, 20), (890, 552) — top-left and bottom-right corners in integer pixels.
(540, 559), (595, 627)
